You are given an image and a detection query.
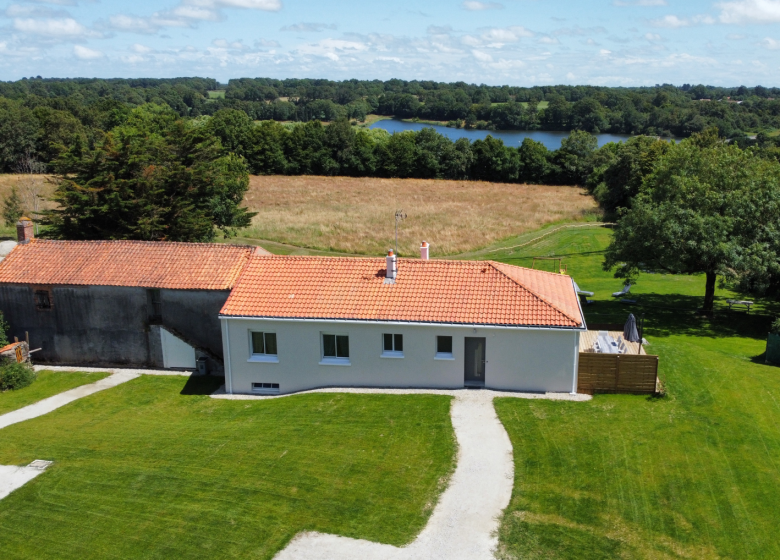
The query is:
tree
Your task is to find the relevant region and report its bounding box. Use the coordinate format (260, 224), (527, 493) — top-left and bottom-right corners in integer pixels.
(39, 104), (256, 242)
(0, 99), (39, 173)
(603, 134), (780, 312)
(2, 186), (25, 227)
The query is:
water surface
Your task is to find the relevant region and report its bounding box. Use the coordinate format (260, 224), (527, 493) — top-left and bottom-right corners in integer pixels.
(369, 119), (638, 150)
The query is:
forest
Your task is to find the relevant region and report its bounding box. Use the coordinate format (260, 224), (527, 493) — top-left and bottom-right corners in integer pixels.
(1, 77), (779, 151)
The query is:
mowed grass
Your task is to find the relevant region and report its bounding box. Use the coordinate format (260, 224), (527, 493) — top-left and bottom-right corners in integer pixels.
(489, 226), (780, 559)
(241, 175), (596, 256)
(0, 370), (110, 415)
(0, 375), (455, 559)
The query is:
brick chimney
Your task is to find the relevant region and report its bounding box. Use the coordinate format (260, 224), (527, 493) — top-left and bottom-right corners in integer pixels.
(16, 217), (33, 244)
(385, 249), (397, 283)
(420, 241), (429, 260)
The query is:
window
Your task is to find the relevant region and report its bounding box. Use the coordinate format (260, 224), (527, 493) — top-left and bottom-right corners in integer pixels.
(382, 333), (404, 357)
(321, 334), (350, 364)
(34, 289), (52, 311)
(435, 336), (454, 360)
(147, 289), (162, 323)
(252, 382), (280, 395)
(249, 332), (278, 363)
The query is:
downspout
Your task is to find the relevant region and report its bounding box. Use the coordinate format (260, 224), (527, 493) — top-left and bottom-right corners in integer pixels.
(221, 318), (233, 394)
(571, 331), (580, 395)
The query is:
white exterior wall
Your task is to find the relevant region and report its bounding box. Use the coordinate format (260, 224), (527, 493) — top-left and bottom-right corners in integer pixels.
(221, 318), (581, 395)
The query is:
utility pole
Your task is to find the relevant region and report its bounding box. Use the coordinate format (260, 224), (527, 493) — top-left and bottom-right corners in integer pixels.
(395, 209), (407, 255)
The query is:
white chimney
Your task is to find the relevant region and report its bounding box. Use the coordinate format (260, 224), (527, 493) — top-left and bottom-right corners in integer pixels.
(385, 249), (397, 283)
(420, 241), (429, 260)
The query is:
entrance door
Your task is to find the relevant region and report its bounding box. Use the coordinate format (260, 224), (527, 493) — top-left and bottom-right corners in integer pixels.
(464, 337), (486, 387)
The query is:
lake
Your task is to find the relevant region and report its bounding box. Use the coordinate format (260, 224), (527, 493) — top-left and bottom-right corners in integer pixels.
(369, 119), (635, 150)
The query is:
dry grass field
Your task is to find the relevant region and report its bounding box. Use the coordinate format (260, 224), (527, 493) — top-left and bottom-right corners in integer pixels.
(242, 175), (597, 256)
(0, 174), (598, 255)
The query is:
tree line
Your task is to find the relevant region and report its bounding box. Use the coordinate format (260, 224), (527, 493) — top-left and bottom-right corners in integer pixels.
(2, 77), (780, 175)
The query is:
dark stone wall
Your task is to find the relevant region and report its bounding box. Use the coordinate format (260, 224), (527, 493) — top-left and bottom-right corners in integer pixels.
(0, 284), (229, 368)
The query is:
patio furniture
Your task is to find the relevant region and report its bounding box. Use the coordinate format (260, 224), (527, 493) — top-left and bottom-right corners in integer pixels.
(573, 281), (594, 297)
(612, 283), (631, 297)
(727, 299), (754, 313)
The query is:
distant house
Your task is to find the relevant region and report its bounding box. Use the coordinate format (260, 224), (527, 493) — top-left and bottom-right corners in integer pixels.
(219, 248), (586, 395)
(0, 218), (263, 371)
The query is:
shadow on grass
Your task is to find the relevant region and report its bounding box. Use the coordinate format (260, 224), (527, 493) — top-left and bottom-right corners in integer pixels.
(585, 293), (774, 340)
(179, 375), (224, 396)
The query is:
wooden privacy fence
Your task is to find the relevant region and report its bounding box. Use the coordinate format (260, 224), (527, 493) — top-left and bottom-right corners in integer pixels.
(577, 353), (659, 395)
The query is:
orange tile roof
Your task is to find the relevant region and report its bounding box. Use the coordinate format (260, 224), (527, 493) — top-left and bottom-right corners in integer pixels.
(221, 256), (584, 328)
(0, 240), (254, 290)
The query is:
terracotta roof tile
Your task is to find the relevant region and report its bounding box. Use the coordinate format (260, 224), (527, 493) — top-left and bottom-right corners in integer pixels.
(0, 240), (254, 290)
(221, 256), (584, 328)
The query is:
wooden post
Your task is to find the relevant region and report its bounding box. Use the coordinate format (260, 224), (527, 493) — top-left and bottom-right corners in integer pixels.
(25, 331), (29, 345)
(615, 355), (620, 390)
(14, 336), (18, 343)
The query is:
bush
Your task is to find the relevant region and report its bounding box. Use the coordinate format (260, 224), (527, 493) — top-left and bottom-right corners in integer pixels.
(771, 317), (780, 335)
(0, 361), (36, 391)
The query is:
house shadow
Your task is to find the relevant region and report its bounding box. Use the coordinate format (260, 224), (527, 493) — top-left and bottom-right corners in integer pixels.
(180, 374), (225, 396)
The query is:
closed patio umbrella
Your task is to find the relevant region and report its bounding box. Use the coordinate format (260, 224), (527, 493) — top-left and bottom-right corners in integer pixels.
(624, 313), (640, 342)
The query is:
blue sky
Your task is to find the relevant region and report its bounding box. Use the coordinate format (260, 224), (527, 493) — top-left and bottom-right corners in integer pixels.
(1, 0), (780, 85)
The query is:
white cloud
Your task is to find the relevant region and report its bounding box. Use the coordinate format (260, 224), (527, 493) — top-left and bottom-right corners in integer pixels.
(73, 45), (103, 59)
(727, 33), (747, 39)
(645, 32), (662, 40)
(650, 15), (690, 27)
(171, 6), (220, 20)
(538, 36), (560, 44)
(718, 0), (780, 23)
(13, 17), (101, 38)
(760, 37), (780, 48)
(480, 26), (533, 43)
(614, 0), (667, 5)
(132, 43), (153, 53)
(600, 48), (612, 55)
(296, 38), (368, 61)
(472, 49), (493, 61)
(462, 1), (504, 10)
(280, 22), (337, 32)
(650, 14), (714, 28)
(187, 0), (282, 10)
(5, 4), (70, 17)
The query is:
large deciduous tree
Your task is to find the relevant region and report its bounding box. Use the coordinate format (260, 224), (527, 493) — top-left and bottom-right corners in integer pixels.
(604, 132), (780, 312)
(40, 104), (256, 242)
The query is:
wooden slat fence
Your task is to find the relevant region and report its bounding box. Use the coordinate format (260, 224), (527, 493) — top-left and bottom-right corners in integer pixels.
(578, 352), (659, 395)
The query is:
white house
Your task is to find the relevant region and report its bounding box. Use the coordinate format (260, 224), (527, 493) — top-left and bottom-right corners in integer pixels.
(219, 246), (587, 395)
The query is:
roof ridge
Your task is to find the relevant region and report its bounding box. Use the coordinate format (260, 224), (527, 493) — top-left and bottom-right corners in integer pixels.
(488, 261), (581, 325)
(27, 239), (252, 250)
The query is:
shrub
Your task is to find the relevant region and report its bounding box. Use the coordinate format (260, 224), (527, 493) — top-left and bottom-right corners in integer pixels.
(0, 361), (36, 391)
(771, 317), (780, 335)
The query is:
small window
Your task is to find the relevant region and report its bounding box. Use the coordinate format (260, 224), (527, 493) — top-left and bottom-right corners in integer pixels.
(437, 336), (453, 354)
(147, 289), (162, 323)
(323, 334), (349, 359)
(34, 289), (52, 311)
(383, 333), (404, 352)
(436, 336), (454, 359)
(252, 382), (280, 395)
(252, 332), (278, 356)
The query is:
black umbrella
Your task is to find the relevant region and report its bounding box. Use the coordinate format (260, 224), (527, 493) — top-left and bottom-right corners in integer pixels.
(624, 313), (640, 343)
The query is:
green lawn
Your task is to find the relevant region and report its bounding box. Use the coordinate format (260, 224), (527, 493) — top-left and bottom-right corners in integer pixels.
(491, 226), (780, 559)
(206, 90), (226, 99)
(0, 370), (110, 415)
(0, 375), (455, 559)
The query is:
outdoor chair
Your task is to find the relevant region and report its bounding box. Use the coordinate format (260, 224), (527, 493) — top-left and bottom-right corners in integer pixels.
(573, 281), (594, 297)
(612, 283), (631, 297)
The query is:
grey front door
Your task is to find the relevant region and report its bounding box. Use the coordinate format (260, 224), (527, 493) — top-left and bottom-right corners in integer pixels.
(464, 337), (486, 387)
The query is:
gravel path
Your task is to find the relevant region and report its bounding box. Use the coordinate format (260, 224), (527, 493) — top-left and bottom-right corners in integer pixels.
(0, 371), (140, 430)
(260, 387), (590, 560)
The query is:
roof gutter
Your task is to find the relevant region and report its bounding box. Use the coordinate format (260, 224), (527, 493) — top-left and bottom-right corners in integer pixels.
(218, 315), (587, 332)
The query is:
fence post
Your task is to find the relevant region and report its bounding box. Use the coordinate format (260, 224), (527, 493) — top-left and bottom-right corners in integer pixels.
(615, 355), (620, 390)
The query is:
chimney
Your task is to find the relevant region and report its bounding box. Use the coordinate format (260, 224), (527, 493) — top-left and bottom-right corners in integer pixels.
(16, 217), (34, 244)
(420, 241), (429, 260)
(385, 249), (397, 283)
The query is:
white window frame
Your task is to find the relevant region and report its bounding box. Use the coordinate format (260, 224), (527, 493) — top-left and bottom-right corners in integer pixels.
(381, 333), (404, 358)
(435, 335), (455, 360)
(248, 331), (279, 363)
(320, 332), (351, 366)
